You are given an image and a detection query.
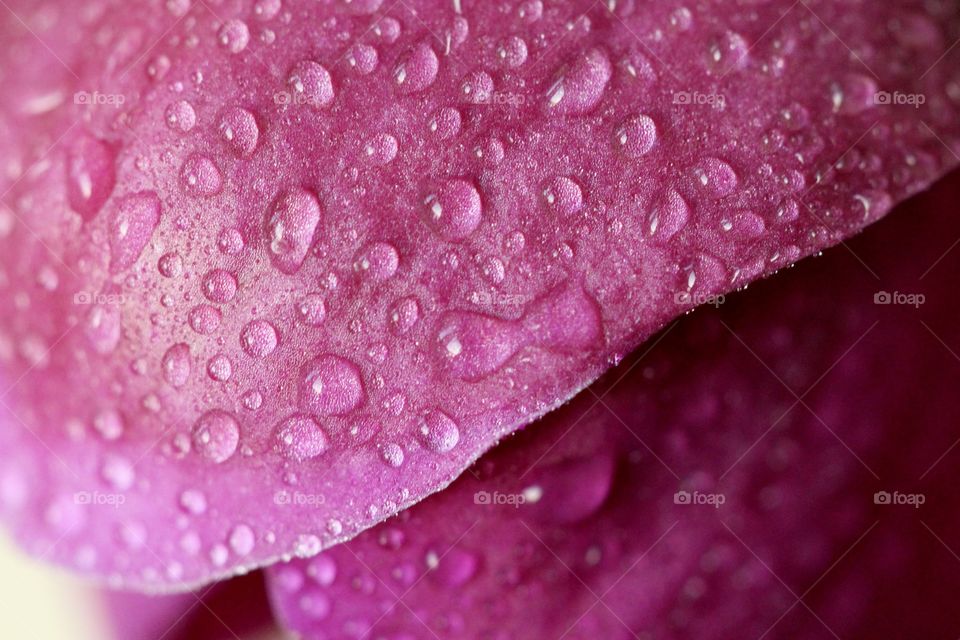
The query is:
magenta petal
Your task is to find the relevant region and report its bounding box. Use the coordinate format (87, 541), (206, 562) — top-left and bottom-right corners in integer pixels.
(266, 173), (960, 638)
(1, 0), (959, 590)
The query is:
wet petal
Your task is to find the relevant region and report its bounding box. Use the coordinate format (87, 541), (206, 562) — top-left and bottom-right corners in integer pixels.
(267, 172), (960, 638)
(0, 0), (958, 590)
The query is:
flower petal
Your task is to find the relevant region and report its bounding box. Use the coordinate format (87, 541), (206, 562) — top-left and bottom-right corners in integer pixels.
(266, 171), (960, 638)
(0, 0), (958, 590)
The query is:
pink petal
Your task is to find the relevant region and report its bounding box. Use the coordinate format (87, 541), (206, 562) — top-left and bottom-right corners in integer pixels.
(266, 171), (960, 638)
(0, 0), (958, 590)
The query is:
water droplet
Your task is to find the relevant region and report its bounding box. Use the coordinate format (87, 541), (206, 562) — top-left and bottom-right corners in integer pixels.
(297, 293), (327, 326)
(542, 176), (583, 215)
(287, 60), (334, 108)
(299, 355), (364, 416)
(158, 252), (183, 278)
(460, 70), (494, 104)
(202, 269), (238, 303)
(428, 107), (462, 140)
(162, 343), (191, 387)
(101, 455), (135, 490)
(424, 179), (482, 240)
(66, 134), (116, 221)
(192, 410), (240, 463)
(394, 42), (438, 93)
(437, 312), (527, 380)
(109, 191), (161, 272)
(497, 36), (528, 68)
(188, 304), (222, 335)
(363, 133), (398, 166)
(218, 19), (250, 54)
(417, 411), (460, 453)
(266, 187), (322, 274)
(93, 408), (124, 441)
(275, 414), (329, 461)
(299, 591), (331, 620)
(614, 115), (657, 158)
(353, 242), (399, 281)
(647, 188), (689, 241)
(389, 297), (419, 334)
(707, 31), (750, 74)
(207, 354), (233, 381)
(180, 154), (223, 197)
(83, 300), (122, 354)
(241, 319), (279, 357)
(218, 107), (259, 157)
(546, 48), (611, 114)
(691, 158), (738, 198)
(831, 73), (879, 114)
(381, 442), (405, 467)
(165, 100), (197, 133)
(347, 43), (379, 74)
(179, 489), (207, 515)
(229, 524), (256, 555)
(253, 0), (281, 20)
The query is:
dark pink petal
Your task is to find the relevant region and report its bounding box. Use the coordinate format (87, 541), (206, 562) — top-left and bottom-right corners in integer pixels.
(266, 172), (960, 638)
(106, 573), (279, 639)
(1, 0), (959, 590)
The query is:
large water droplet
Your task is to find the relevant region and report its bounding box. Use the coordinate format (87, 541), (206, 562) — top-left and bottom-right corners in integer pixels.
(287, 61), (334, 108)
(299, 355), (364, 416)
(180, 154), (223, 197)
(109, 191), (161, 272)
(417, 411), (460, 453)
(162, 343), (191, 387)
(202, 269), (238, 303)
(275, 414), (329, 461)
(424, 180), (482, 240)
(394, 42), (439, 93)
(218, 19), (250, 54)
(241, 319), (279, 357)
(353, 242), (399, 281)
(546, 48), (611, 114)
(614, 115), (657, 158)
(66, 133), (116, 221)
(192, 410), (240, 463)
(266, 187), (322, 274)
(218, 107), (259, 157)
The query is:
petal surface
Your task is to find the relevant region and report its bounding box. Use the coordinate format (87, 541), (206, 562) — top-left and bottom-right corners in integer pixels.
(266, 171), (960, 638)
(0, 0), (959, 590)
